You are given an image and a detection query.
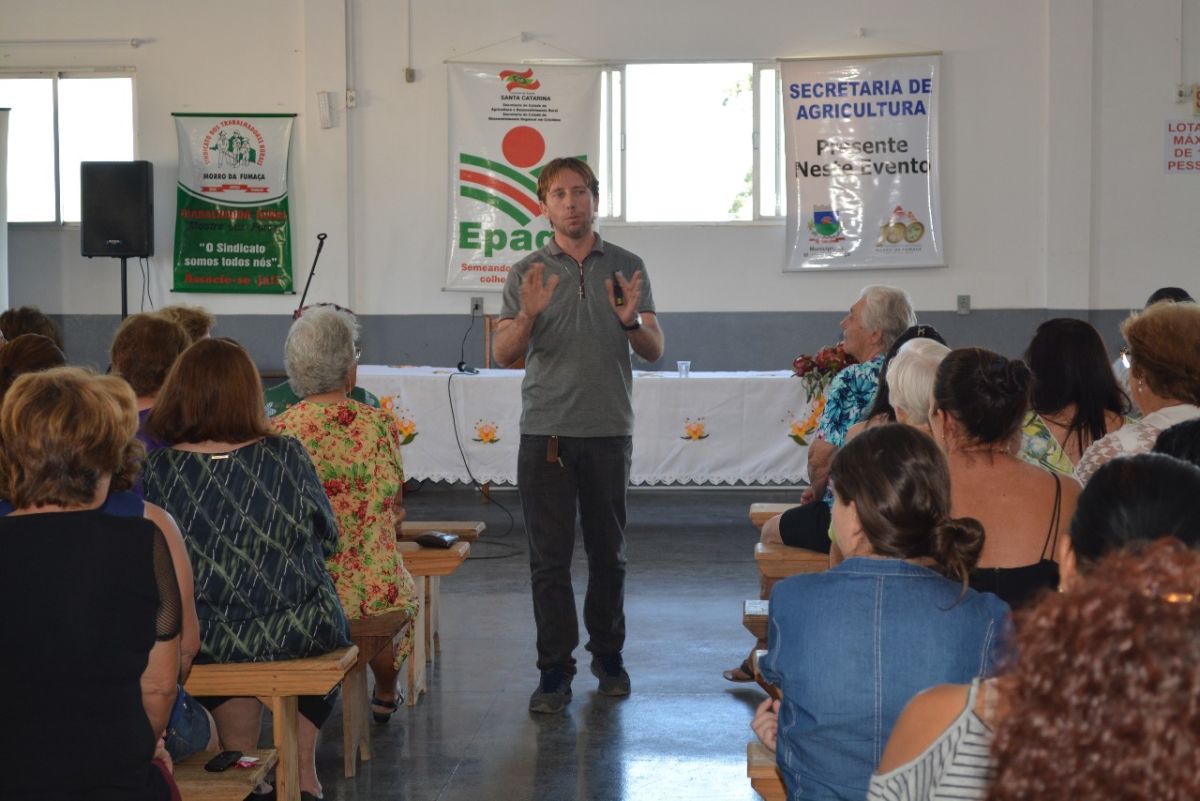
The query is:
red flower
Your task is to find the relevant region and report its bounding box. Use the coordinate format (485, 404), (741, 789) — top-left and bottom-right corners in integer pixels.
(336, 406), (358, 426)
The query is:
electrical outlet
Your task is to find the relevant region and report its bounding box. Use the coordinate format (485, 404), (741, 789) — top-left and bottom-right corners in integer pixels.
(956, 294), (971, 315)
(470, 296), (484, 316)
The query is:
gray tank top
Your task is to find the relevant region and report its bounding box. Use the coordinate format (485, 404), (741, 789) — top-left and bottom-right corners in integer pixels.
(866, 678), (997, 801)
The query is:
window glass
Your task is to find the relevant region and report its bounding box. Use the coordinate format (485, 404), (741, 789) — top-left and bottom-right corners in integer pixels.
(623, 63), (754, 222)
(58, 76), (135, 222)
(0, 78), (56, 222)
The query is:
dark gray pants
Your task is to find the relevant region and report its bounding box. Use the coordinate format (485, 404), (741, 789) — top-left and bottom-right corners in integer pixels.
(518, 434), (631, 674)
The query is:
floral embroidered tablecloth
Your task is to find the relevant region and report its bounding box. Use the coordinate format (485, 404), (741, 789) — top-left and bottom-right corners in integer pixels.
(357, 366), (812, 486)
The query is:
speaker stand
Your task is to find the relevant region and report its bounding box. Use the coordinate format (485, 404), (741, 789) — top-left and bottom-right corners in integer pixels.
(120, 256), (129, 319)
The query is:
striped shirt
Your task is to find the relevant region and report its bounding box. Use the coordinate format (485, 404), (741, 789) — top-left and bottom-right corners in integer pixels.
(866, 679), (996, 801)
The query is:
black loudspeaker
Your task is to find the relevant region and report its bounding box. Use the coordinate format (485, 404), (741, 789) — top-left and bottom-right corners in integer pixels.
(81, 160), (154, 258)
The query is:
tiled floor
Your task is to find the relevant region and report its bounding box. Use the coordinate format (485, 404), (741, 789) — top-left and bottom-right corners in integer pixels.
(309, 484), (796, 800)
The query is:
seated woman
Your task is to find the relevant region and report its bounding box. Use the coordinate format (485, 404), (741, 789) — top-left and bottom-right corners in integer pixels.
(263, 303), (380, 417)
(853, 323), (948, 433)
(110, 312), (192, 462)
(142, 337), (350, 800)
(1076, 299), (1200, 482)
(869, 456), (1200, 801)
(0, 368), (181, 801)
(1019, 318), (1129, 474)
(931, 348), (1080, 610)
(828, 336), (950, 568)
(752, 424), (1010, 801)
(0, 332), (66, 401)
(273, 306), (418, 721)
(0, 374), (217, 765)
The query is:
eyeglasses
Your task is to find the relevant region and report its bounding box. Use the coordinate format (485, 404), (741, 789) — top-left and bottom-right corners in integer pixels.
(1119, 347), (1131, 369)
(354, 346), (363, 363)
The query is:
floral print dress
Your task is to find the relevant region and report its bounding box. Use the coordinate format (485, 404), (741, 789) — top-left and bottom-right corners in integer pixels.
(274, 398), (417, 666)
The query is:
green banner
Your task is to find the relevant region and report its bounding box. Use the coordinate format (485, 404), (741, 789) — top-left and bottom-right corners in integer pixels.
(172, 113), (295, 293)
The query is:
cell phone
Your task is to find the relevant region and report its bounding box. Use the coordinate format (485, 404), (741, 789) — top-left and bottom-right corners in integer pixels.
(204, 750), (244, 772)
(611, 270), (625, 306)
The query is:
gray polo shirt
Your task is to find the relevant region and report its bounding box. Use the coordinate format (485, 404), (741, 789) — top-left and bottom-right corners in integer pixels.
(499, 234), (655, 437)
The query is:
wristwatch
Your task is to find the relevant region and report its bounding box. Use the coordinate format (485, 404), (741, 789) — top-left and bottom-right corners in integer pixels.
(621, 313), (643, 332)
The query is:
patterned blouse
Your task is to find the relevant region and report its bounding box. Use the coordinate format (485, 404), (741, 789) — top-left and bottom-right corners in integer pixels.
(1075, 403), (1200, 484)
(1017, 411), (1077, 476)
(143, 436), (350, 664)
(816, 354), (886, 449)
(273, 399), (417, 628)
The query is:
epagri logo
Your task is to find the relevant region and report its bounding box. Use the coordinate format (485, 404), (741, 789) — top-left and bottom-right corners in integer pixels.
(458, 125), (555, 257)
(499, 67), (540, 92)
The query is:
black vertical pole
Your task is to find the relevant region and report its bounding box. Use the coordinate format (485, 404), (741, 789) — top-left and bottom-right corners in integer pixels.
(120, 256), (129, 319)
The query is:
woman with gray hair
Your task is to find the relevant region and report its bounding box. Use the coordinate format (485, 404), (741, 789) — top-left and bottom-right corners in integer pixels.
(886, 337), (951, 432)
(725, 285), (916, 683)
(273, 306), (418, 722)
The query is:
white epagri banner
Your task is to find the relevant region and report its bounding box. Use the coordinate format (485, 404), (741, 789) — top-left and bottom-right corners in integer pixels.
(445, 63), (601, 291)
(781, 54), (943, 271)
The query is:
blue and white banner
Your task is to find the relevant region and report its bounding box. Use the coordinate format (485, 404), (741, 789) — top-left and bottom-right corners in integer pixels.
(781, 54), (943, 271)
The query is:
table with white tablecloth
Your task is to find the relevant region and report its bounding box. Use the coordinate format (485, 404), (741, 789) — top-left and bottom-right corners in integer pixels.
(356, 366), (815, 486)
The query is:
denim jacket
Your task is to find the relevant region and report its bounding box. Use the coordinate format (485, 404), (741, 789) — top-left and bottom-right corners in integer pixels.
(760, 557), (1010, 801)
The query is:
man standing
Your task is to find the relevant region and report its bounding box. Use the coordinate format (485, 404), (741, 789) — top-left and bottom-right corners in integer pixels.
(493, 157), (664, 714)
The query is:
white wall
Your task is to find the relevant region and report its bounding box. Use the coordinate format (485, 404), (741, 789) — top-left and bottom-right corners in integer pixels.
(3, 0), (1198, 320)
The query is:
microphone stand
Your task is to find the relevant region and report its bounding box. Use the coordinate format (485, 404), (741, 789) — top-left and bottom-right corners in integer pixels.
(294, 232), (327, 318)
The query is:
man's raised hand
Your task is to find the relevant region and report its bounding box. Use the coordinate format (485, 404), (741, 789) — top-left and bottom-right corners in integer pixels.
(518, 262), (560, 321)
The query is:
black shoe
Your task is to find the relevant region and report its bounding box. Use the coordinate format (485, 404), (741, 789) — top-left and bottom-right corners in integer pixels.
(590, 653), (631, 697)
(529, 668), (573, 714)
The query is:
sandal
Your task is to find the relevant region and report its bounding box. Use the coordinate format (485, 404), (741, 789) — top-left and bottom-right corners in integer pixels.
(722, 658), (755, 683)
(370, 694), (400, 724)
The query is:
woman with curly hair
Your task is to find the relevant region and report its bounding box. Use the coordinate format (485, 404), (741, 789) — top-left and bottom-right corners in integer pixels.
(988, 538), (1200, 800)
(752, 424), (1009, 801)
(867, 453), (1200, 801)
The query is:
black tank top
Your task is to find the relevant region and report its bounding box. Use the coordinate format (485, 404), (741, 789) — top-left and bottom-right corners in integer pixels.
(968, 472), (1062, 610)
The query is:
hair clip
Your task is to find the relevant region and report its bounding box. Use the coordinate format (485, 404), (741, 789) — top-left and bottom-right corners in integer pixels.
(1162, 591), (1194, 604)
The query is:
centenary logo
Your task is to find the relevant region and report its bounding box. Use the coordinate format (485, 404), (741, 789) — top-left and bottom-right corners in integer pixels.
(877, 205), (926, 247)
(202, 120), (267, 169)
(498, 67), (541, 92)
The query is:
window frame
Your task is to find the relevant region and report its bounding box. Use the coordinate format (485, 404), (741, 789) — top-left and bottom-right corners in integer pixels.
(598, 60), (785, 226)
(0, 67), (137, 228)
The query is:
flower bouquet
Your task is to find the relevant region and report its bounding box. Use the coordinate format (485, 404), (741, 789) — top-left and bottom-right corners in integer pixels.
(789, 343), (856, 445)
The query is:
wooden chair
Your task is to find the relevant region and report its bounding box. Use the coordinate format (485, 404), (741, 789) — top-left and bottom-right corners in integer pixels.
(755, 542), (829, 579)
(341, 608), (413, 778)
(746, 741), (787, 801)
(174, 748), (277, 801)
(742, 598), (768, 641)
(398, 520), (486, 542)
(397, 541), (471, 705)
(183, 646), (358, 801)
(749, 503), (801, 531)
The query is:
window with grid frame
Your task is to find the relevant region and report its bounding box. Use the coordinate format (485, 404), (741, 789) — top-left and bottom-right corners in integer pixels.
(0, 70), (135, 224)
(597, 62), (785, 223)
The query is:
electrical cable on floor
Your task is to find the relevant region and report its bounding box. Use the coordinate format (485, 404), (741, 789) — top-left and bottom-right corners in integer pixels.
(446, 370), (520, 559)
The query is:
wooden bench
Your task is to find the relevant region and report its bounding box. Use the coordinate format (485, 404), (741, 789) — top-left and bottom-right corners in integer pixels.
(397, 540), (471, 705)
(747, 740), (787, 801)
(174, 748), (277, 801)
(749, 503), (800, 531)
(183, 646), (358, 801)
(399, 520), (486, 542)
(754, 542), (829, 579)
(341, 608), (413, 777)
(743, 599), (769, 641)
